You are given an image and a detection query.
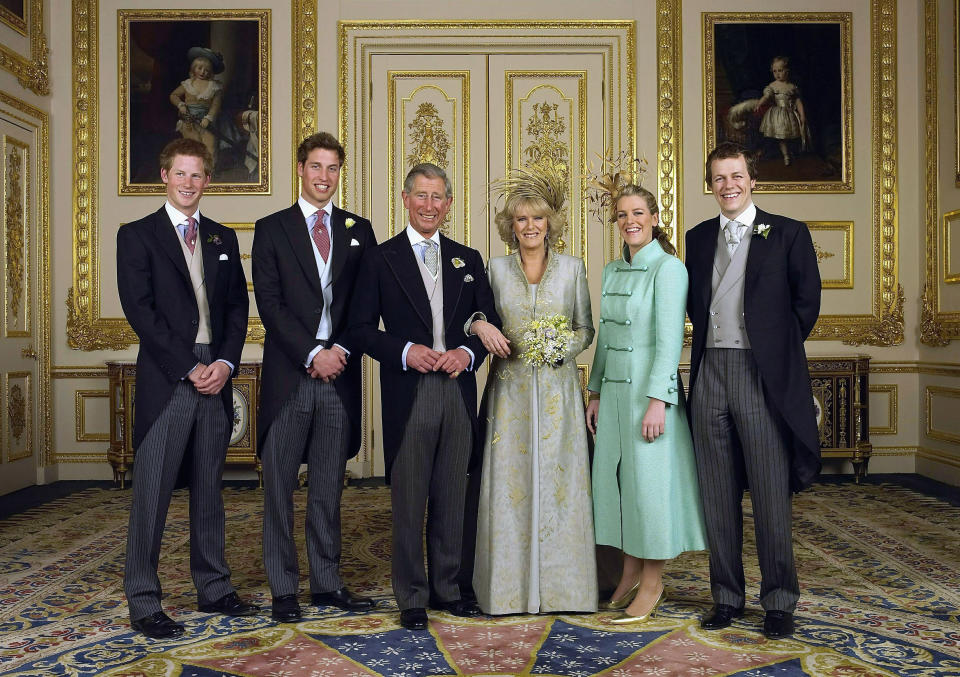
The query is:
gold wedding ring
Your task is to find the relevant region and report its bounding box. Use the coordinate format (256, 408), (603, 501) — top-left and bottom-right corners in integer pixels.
(452, 370), (461, 378)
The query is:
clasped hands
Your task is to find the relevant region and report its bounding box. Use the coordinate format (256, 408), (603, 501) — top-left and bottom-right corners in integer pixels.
(188, 361), (231, 395)
(407, 344), (470, 378)
(308, 345), (348, 382)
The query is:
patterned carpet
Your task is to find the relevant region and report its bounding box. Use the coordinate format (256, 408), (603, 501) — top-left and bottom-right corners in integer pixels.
(1, 482), (958, 676)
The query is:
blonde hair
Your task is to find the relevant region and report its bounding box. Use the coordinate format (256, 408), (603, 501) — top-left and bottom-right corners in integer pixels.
(614, 184), (676, 257)
(494, 193), (565, 248)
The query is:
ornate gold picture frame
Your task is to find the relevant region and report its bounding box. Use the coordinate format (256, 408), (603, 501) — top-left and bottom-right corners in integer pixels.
(0, 0), (46, 95)
(703, 12), (853, 193)
(118, 9), (270, 195)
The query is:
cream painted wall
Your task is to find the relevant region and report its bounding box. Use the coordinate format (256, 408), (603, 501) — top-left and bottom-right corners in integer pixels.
(14, 0), (958, 484)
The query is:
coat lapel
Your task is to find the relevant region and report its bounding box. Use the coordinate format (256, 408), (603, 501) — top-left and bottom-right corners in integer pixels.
(280, 204), (324, 298)
(329, 206), (349, 285)
(154, 207), (191, 285)
(744, 208), (774, 288)
(383, 234), (432, 330)
(198, 217), (219, 300)
(441, 235), (464, 331)
(694, 218), (719, 308)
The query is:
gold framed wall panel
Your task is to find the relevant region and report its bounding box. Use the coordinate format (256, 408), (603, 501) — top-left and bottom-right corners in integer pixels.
(806, 0), (902, 345)
(0, 0), (47, 96)
(505, 71), (587, 264)
(922, 0), (959, 344)
(868, 383), (898, 435)
(945, 210), (960, 283)
(68, 0), (311, 350)
(925, 385), (960, 443)
(4, 135), (29, 338)
(387, 72), (470, 243)
(702, 12), (853, 194)
(5, 371), (32, 462)
(0, 91), (48, 467)
(808, 221), (854, 289)
(74, 389), (109, 442)
(338, 20), (635, 248)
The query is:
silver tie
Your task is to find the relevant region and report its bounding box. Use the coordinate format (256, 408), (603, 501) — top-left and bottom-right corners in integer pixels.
(422, 240), (439, 277)
(724, 220), (743, 255)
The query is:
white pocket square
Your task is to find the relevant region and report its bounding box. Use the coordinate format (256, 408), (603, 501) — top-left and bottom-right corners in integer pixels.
(218, 254), (228, 261)
(350, 238), (360, 247)
(463, 274), (474, 283)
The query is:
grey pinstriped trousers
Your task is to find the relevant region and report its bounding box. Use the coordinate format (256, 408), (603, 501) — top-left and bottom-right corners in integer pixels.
(690, 348), (800, 613)
(390, 373), (472, 610)
(262, 375), (350, 598)
(124, 343), (234, 620)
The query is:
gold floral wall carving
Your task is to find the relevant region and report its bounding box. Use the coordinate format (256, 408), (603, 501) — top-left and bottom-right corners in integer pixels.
(8, 383), (25, 441)
(5, 140), (24, 325)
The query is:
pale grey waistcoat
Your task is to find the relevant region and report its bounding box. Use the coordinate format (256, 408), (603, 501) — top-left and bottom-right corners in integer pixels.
(176, 233), (212, 344)
(414, 248), (446, 352)
(708, 226), (751, 349)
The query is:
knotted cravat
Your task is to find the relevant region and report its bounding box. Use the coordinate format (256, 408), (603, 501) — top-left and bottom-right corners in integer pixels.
(310, 211), (330, 262)
(724, 220), (743, 255)
(184, 216), (197, 255)
(421, 239), (438, 277)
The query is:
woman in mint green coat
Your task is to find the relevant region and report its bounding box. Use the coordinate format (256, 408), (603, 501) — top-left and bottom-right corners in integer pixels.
(586, 184), (707, 624)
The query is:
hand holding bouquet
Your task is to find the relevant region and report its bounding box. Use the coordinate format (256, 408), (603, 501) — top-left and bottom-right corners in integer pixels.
(518, 314), (573, 367)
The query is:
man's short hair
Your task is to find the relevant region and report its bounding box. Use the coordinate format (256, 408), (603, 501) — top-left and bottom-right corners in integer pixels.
(403, 162), (452, 199)
(159, 138), (213, 177)
(297, 132), (346, 166)
(705, 141), (758, 187)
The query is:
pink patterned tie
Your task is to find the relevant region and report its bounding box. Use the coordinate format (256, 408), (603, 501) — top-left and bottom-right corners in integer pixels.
(311, 211), (330, 262)
(184, 216), (197, 254)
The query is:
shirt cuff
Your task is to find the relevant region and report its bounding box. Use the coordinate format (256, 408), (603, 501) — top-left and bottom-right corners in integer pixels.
(458, 345), (476, 371)
(215, 358), (235, 374)
(305, 344), (325, 368)
(463, 311), (487, 336)
(333, 343), (351, 358)
(401, 342), (413, 371)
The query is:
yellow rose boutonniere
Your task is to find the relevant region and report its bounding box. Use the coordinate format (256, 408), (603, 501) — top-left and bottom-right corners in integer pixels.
(452, 257), (465, 268)
(345, 217), (356, 229)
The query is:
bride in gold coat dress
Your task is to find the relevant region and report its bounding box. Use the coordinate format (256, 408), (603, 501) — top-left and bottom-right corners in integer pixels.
(469, 171), (597, 615)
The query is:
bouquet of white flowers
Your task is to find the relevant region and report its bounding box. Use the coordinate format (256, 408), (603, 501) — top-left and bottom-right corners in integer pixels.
(518, 314), (574, 367)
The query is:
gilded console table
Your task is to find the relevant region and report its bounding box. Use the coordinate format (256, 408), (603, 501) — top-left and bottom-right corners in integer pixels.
(808, 355), (871, 481)
(106, 360), (262, 487)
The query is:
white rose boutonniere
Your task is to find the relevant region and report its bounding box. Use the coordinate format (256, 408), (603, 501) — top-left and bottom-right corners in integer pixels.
(753, 223), (771, 239)
(452, 257), (465, 269)
(345, 217), (356, 229)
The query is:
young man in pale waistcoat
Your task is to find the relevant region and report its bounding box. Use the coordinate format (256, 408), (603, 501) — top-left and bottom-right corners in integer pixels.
(685, 141), (821, 640)
(117, 138), (257, 639)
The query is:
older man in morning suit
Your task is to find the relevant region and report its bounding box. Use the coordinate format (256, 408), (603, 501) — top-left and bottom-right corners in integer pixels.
(351, 163), (501, 630)
(253, 132), (377, 623)
(117, 138), (258, 639)
(685, 141), (821, 640)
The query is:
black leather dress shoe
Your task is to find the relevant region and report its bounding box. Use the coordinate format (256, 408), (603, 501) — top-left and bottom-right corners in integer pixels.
(431, 598), (482, 617)
(271, 594), (302, 622)
(763, 610), (795, 639)
(131, 611), (185, 639)
(700, 604), (745, 630)
(199, 591), (260, 617)
(311, 587), (374, 612)
(400, 607), (428, 630)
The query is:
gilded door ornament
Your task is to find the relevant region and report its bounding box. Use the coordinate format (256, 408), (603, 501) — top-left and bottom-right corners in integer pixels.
(522, 102), (570, 253)
(407, 102), (450, 169)
(5, 145), (24, 322)
(9, 383), (25, 441)
(814, 243), (835, 263)
(406, 102), (453, 234)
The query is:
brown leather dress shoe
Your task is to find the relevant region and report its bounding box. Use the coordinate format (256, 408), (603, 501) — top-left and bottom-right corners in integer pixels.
(131, 611), (185, 639)
(311, 587), (374, 612)
(199, 591), (260, 617)
(400, 607), (428, 630)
